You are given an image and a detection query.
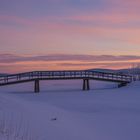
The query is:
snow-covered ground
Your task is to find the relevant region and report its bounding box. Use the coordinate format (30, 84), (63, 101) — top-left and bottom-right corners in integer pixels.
(0, 80), (140, 140)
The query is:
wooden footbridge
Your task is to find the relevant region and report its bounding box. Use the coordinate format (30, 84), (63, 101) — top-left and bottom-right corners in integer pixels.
(0, 70), (132, 93)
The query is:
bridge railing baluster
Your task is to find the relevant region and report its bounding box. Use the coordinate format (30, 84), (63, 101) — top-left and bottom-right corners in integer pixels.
(29, 73), (31, 79)
(38, 71), (40, 78)
(74, 72), (75, 77)
(80, 71), (82, 77)
(4, 76), (7, 83)
(74, 71), (76, 77)
(48, 72), (50, 77)
(92, 72), (94, 77)
(62, 71), (64, 77)
(37, 71), (39, 78)
(82, 71), (84, 77)
(85, 71), (87, 77)
(30, 72), (33, 78)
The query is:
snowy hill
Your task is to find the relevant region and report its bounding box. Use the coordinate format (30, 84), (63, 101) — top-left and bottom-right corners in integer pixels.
(0, 80), (140, 140)
(88, 68), (140, 75)
(87, 68), (118, 73)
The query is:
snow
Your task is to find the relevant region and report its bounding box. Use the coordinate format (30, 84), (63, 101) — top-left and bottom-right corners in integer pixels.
(0, 80), (140, 140)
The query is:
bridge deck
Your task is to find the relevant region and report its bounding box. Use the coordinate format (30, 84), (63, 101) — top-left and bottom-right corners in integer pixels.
(0, 70), (132, 86)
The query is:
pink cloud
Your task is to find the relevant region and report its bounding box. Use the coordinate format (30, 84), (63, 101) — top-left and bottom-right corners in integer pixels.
(1, 12), (140, 56)
(0, 53), (140, 73)
(1, 15), (140, 44)
(114, 0), (140, 5)
(0, 15), (34, 26)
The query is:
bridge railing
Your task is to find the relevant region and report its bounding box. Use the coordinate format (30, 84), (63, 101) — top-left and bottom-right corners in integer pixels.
(87, 71), (132, 82)
(0, 70), (132, 84)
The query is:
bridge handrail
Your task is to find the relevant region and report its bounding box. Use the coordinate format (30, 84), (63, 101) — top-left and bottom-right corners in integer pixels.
(0, 70), (132, 78)
(0, 70), (132, 83)
(1, 70), (132, 77)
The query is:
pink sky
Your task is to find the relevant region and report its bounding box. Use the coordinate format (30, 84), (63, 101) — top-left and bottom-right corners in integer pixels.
(0, 0), (140, 73)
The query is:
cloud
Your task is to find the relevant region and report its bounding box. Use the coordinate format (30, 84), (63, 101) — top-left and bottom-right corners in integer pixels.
(0, 53), (140, 63)
(0, 53), (140, 73)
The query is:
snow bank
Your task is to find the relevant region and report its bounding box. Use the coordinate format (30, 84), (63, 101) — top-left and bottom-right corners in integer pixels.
(0, 80), (140, 140)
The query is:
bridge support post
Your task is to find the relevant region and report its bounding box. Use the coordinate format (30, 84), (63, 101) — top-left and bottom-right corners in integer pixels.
(34, 79), (40, 93)
(83, 79), (86, 90)
(83, 79), (90, 91)
(87, 79), (90, 90)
